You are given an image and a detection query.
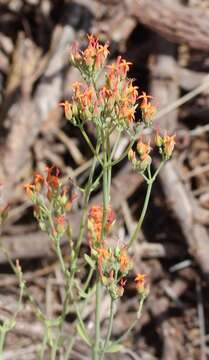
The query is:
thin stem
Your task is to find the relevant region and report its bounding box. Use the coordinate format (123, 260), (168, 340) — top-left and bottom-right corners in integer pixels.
(101, 133), (111, 238)
(50, 337), (59, 360)
(93, 131), (112, 359)
(39, 332), (48, 360)
(79, 126), (102, 165)
(93, 280), (102, 360)
(100, 299), (114, 360)
(152, 161), (165, 181)
(128, 179), (153, 249)
(83, 267), (94, 290)
(0, 330), (5, 360)
(55, 238), (66, 275)
(75, 144), (100, 256)
(109, 297), (145, 350)
(110, 131), (121, 161)
(111, 126), (143, 167)
(111, 137), (135, 166)
(75, 303), (92, 345)
(63, 269), (95, 360)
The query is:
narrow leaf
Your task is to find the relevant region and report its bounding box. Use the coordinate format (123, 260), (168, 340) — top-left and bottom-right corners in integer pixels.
(76, 323), (92, 346)
(106, 343), (124, 353)
(84, 254), (96, 269)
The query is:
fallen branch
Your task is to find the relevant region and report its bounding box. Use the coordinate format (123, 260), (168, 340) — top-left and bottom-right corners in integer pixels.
(130, 0), (209, 51)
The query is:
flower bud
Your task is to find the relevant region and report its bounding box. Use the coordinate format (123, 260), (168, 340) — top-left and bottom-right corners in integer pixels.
(59, 101), (72, 121)
(137, 140), (151, 156)
(163, 134), (176, 159)
(155, 131), (163, 147)
(128, 149), (136, 162)
(139, 154), (152, 172)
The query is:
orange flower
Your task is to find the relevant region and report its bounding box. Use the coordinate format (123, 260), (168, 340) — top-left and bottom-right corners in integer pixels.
(137, 139), (152, 157)
(139, 92), (156, 124)
(96, 43), (109, 69)
(72, 82), (83, 98)
(83, 86), (95, 106)
(70, 42), (81, 62)
(134, 273), (146, 290)
(120, 103), (136, 123)
(107, 56), (132, 79)
(127, 81), (138, 104)
(24, 183), (35, 199)
(87, 34), (98, 45)
(88, 204), (115, 246)
(163, 134), (176, 159)
(128, 149), (136, 162)
(118, 58), (132, 77)
(34, 173), (44, 192)
(46, 166), (60, 190)
(97, 247), (111, 281)
(59, 101), (72, 121)
(142, 103), (156, 123)
(99, 86), (111, 99)
(138, 92), (153, 107)
(119, 248), (131, 273)
(81, 34), (109, 69)
(55, 214), (65, 225)
(155, 129), (163, 147)
(97, 247), (110, 258)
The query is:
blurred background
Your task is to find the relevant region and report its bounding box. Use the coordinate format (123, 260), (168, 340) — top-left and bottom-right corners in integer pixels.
(0, 0), (209, 359)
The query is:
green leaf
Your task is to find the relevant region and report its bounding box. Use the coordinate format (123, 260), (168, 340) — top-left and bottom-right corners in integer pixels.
(76, 323), (92, 346)
(106, 343), (124, 353)
(84, 254), (96, 269)
(74, 281), (88, 299)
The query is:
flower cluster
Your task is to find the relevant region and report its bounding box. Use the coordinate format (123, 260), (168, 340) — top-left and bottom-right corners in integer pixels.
(70, 34), (109, 82)
(128, 130), (176, 173)
(87, 204), (134, 299)
(128, 138), (152, 173)
(96, 245), (132, 300)
(87, 204), (115, 248)
(24, 167), (76, 237)
(155, 131), (176, 160)
(60, 34), (157, 132)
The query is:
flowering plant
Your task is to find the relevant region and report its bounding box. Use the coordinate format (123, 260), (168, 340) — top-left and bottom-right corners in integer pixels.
(0, 34), (175, 360)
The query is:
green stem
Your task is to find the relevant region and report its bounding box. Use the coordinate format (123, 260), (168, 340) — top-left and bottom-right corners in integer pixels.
(110, 131), (121, 161)
(84, 267), (94, 290)
(93, 132), (112, 359)
(153, 161), (165, 181)
(111, 126), (143, 167)
(128, 179), (153, 249)
(75, 144), (100, 257)
(51, 337), (59, 360)
(80, 126), (102, 165)
(93, 280), (102, 360)
(110, 296), (145, 348)
(63, 268), (95, 360)
(55, 238), (66, 275)
(0, 330), (5, 360)
(100, 299), (114, 360)
(111, 138), (135, 166)
(47, 212), (67, 276)
(101, 134), (111, 238)
(39, 332), (48, 360)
